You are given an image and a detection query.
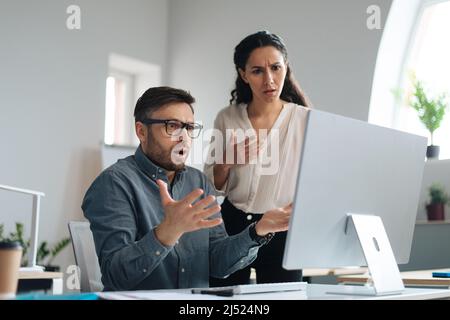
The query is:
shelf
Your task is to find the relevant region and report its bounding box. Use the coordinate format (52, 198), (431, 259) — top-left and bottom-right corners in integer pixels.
(416, 220), (450, 225)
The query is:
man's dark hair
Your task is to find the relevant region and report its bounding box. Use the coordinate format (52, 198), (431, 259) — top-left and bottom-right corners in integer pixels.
(134, 86), (195, 122)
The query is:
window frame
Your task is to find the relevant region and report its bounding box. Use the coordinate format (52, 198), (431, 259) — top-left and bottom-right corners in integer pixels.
(368, 0), (450, 160)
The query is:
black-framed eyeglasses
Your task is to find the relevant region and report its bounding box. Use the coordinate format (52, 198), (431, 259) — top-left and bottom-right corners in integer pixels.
(140, 118), (203, 138)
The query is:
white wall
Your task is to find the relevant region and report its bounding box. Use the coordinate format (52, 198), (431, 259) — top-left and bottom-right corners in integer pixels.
(5, 0), (447, 288)
(0, 0), (169, 282)
(167, 0), (450, 272)
(167, 0), (393, 134)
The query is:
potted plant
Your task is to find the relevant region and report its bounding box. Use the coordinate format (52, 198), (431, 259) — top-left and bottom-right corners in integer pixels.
(426, 183), (449, 221)
(35, 238), (72, 271)
(0, 222), (71, 271)
(408, 78), (448, 159)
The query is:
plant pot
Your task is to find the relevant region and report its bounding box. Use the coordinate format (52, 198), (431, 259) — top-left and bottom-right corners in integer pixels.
(426, 145), (440, 159)
(426, 203), (445, 220)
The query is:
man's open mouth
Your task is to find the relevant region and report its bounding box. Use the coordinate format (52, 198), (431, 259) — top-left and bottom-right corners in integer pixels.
(172, 145), (189, 157)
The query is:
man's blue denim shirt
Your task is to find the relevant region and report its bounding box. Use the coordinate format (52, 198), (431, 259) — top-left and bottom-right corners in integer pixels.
(82, 146), (260, 291)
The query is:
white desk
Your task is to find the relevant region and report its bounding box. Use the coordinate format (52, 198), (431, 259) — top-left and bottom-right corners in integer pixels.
(248, 267), (367, 285)
(303, 267), (367, 277)
(250, 267), (367, 279)
(338, 268), (450, 288)
(98, 283), (450, 300)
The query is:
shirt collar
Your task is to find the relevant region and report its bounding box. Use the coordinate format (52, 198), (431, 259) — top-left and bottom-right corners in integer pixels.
(134, 145), (186, 183)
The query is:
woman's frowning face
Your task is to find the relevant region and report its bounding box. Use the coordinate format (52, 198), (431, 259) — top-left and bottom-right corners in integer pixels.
(239, 45), (287, 104)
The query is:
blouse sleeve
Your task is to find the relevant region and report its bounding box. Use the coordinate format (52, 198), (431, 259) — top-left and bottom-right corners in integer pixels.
(203, 111), (229, 195)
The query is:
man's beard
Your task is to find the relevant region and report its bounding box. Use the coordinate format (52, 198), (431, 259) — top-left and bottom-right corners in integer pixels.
(145, 133), (188, 172)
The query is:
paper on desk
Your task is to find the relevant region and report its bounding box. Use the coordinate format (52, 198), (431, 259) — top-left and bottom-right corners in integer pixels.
(98, 291), (225, 300)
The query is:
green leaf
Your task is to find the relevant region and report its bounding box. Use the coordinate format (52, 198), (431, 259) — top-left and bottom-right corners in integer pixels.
(0, 222), (71, 268)
(36, 241), (50, 264)
(428, 183), (450, 205)
(48, 238), (71, 264)
(50, 238), (71, 257)
(409, 79), (449, 141)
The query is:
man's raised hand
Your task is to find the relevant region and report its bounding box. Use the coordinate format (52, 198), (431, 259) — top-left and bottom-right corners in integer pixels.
(154, 179), (222, 246)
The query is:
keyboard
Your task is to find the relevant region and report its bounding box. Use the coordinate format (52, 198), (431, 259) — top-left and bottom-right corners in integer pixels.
(192, 281), (307, 296)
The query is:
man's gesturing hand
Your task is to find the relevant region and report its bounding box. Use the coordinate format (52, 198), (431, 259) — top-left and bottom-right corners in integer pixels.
(154, 179), (222, 246)
(255, 203), (292, 236)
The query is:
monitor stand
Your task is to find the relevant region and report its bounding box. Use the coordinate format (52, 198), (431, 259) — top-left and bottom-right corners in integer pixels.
(328, 213), (405, 296)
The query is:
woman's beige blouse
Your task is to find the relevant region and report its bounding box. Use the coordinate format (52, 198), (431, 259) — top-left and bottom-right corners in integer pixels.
(204, 103), (309, 213)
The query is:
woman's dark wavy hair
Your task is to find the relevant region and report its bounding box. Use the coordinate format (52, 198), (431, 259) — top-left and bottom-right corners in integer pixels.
(230, 31), (311, 107)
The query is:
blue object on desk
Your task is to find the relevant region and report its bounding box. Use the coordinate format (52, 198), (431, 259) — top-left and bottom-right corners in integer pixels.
(432, 272), (450, 278)
(16, 292), (99, 300)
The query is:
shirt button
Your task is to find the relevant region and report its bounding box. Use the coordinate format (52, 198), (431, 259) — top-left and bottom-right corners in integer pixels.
(176, 241), (179, 245)
(158, 169), (163, 173)
(181, 268), (185, 273)
(155, 250), (161, 256)
(246, 214), (252, 221)
(241, 260), (244, 264)
(142, 268), (147, 273)
(151, 174), (156, 179)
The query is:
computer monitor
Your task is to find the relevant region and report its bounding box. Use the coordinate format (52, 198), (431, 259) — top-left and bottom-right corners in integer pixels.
(282, 109), (427, 294)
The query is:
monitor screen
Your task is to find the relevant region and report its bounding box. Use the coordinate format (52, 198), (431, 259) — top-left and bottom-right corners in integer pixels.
(283, 109), (427, 270)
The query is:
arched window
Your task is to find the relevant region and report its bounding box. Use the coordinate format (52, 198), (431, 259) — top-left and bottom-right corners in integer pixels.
(369, 0), (450, 160)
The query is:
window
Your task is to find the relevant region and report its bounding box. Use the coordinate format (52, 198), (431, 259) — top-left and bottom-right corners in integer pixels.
(369, 0), (450, 160)
(104, 53), (161, 146)
(397, 0), (450, 159)
(104, 70), (135, 146)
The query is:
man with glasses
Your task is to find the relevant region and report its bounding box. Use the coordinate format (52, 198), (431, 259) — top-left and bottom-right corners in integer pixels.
(82, 86), (291, 291)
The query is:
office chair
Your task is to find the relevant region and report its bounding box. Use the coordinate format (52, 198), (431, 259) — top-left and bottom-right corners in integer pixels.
(68, 221), (103, 292)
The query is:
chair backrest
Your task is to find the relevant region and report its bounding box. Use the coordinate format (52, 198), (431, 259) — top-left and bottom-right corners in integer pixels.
(68, 221), (103, 292)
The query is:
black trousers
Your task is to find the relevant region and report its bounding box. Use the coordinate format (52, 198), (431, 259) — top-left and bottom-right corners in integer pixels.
(210, 198), (302, 287)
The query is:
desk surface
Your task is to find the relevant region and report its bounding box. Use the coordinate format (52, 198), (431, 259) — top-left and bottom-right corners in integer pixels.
(98, 283), (450, 300)
(338, 268), (450, 287)
(18, 271), (63, 280)
(250, 267), (367, 279)
(303, 267), (367, 277)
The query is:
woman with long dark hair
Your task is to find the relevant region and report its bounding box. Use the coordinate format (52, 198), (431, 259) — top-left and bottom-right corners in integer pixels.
(204, 31), (311, 286)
